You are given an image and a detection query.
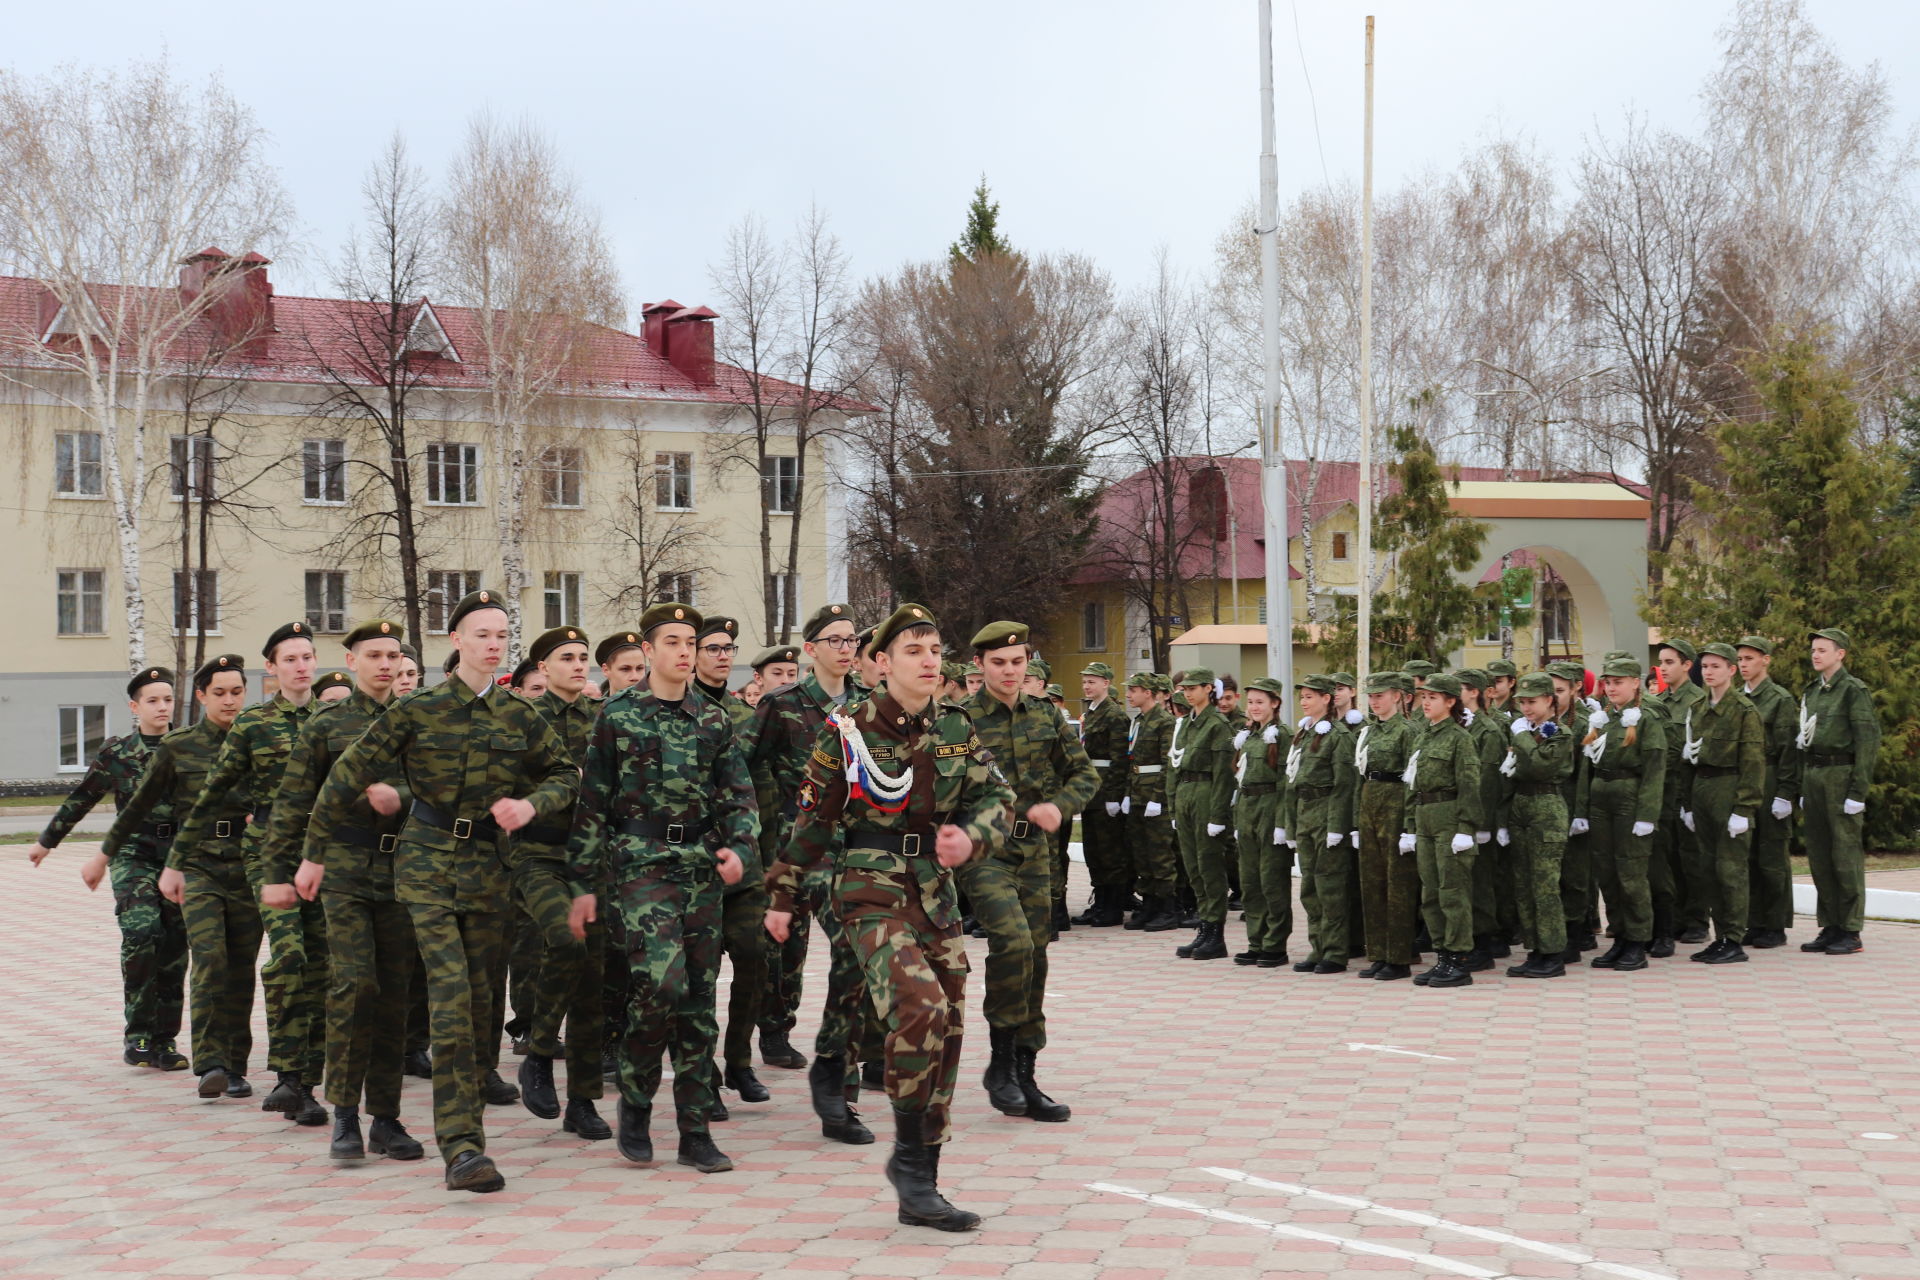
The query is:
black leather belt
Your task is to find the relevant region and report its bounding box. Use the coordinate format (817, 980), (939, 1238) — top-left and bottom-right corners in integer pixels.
(337, 824), (400, 854)
(252, 805), (272, 826)
(616, 816), (713, 844)
(1295, 784), (1333, 800)
(1414, 789), (1457, 805)
(1592, 767), (1639, 781)
(145, 820), (177, 840)
(1363, 770), (1404, 783)
(410, 799), (497, 840)
(1692, 764), (1738, 779)
(1240, 783), (1277, 796)
(1807, 750), (1854, 768)
(210, 818), (244, 839)
(848, 829), (937, 857)
(1514, 782), (1559, 796)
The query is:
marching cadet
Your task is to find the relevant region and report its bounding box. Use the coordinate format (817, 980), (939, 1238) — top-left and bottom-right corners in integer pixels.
(1353, 672), (1419, 980)
(1683, 643), (1765, 965)
(1169, 669), (1236, 961)
(1453, 669), (1506, 969)
(1798, 628), (1879, 955)
(394, 646), (422, 697)
(172, 621), (326, 1126)
(1401, 660), (1438, 689)
(1232, 677), (1291, 967)
(963, 662), (984, 698)
(1280, 674), (1357, 973)
(1073, 662), (1131, 927)
(1575, 657), (1666, 973)
(1502, 673), (1575, 978)
(598, 631), (647, 696)
(1123, 673), (1181, 931)
(765, 603), (1013, 1231)
(961, 623), (1097, 1120)
(1484, 658), (1518, 716)
(30, 666), (188, 1069)
(593, 630), (647, 1072)
(1652, 639), (1709, 951)
(854, 626), (884, 692)
(393, 643), (431, 1082)
(751, 644), (801, 692)
(563, 603), (756, 1177)
(257, 620), (428, 1161)
(1735, 636), (1802, 949)
(317, 673), (355, 703)
(308, 589), (577, 1193)
(509, 626), (612, 1139)
(940, 662), (965, 703)
(1023, 657), (1049, 700)
(136, 655), (257, 1099)
(1331, 673), (1364, 728)
(1545, 660), (1595, 958)
(1404, 674), (1486, 987)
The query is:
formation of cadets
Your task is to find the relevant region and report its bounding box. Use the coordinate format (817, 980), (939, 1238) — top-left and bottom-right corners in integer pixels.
(26, 597), (1881, 1230)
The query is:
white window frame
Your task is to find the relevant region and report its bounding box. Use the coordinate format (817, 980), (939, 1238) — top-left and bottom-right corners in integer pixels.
(169, 435), (216, 501)
(654, 451), (694, 511)
(56, 568), (106, 636)
(543, 570), (582, 628)
(654, 571), (697, 606)
(424, 442), (482, 507)
(541, 445), (585, 509)
(305, 570), (348, 633)
(762, 455), (799, 515)
(302, 438), (347, 505)
(769, 572), (800, 633)
(173, 569), (220, 635)
(54, 431), (104, 498)
(1081, 601), (1107, 651)
(425, 569), (482, 633)
(1541, 580), (1576, 646)
(56, 704), (108, 773)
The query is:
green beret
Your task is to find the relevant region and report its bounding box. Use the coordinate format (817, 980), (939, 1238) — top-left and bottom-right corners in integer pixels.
(1246, 676), (1287, 700)
(342, 619), (403, 649)
(262, 619), (313, 659)
(1513, 671), (1556, 699)
(639, 601), (700, 637)
(1044, 684), (1064, 700)
(1029, 658), (1050, 681)
(1810, 627), (1852, 651)
(752, 645), (799, 670)
(319, 670), (355, 694)
(398, 643), (420, 665)
(1329, 671), (1357, 689)
(871, 602), (939, 655)
(193, 653), (245, 690)
(1699, 641), (1739, 663)
(695, 615), (740, 645)
(1179, 667), (1215, 687)
(529, 626), (591, 664)
(1422, 672), (1463, 698)
(1658, 637), (1697, 662)
(595, 631), (643, 666)
(854, 624), (878, 654)
(1081, 661), (1115, 681)
(1483, 658), (1518, 678)
(1401, 660), (1439, 678)
(442, 649), (460, 673)
(1601, 658), (1643, 679)
(802, 602), (856, 641)
(126, 666), (175, 699)
(1735, 635), (1773, 655)
(448, 589), (508, 633)
(971, 620), (1029, 652)
(1363, 671), (1410, 694)
(1295, 673), (1335, 694)
(1545, 661), (1586, 683)
(1126, 671), (1156, 690)
(1451, 668), (1489, 691)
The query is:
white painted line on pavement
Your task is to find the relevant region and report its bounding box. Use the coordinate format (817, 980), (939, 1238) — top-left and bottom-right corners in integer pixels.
(1087, 1182), (1508, 1279)
(1203, 1168), (1676, 1280)
(1346, 1042), (1459, 1060)
(1861, 1132), (1898, 1140)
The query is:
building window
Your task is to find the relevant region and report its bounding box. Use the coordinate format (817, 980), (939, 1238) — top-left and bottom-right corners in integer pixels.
(56, 569), (106, 636)
(425, 569), (482, 633)
(543, 571), (582, 628)
(1257, 595), (1267, 625)
(1330, 531), (1350, 560)
(54, 431), (104, 497)
(768, 572), (800, 633)
(1081, 601), (1107, 651)
(1476, 601), (1504, 645)
(654, 572), (696, 606)
(57, 705), (107, 773)
(1541, 579), (1575, 646)
(541, 445), (584, 508)
(305, 571), (347, 633)
(169, 435), (215, 500)
(762, 455), (799, 515)
(173, 570), (219, 633)
(302, 438), (346, 504)
(425, 442), (481, 506)
(654, 452), (694, 510)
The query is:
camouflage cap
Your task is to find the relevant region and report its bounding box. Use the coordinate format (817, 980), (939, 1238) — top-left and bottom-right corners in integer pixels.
(1735, 635), (1774, 655)
(639, 602), (700, 638)
(342, 618), (403, 649)
(1329, 671), (1357, 689)
(1155, 673), (1175, 692)
(871, 603), (938, 654)
(971, 620), (1029, 652)
(1126, 671), (1156, 690)
(695, 615), (739, 645)
(595, 631), (643, 666)
(262, 619), (313, 660)
(1364, 671), (1411, 695)
(1044, 684), (1065, 700)
(1601, 658), (1643, 679)
(1545, 660), (1586, 684)
(1483, 657), (1519, 678)
(126, 666), (175, 699)
(1029, 658), (1050, 680)
(1178, 667), (1215, 687)
(1658, 637), (1698, 662)
(447, 589), (506, 633)
(1081, 661), (1115, 681)
(193, 653), (246, 690)
(1601, 648), (1635, 664)
(529, 626), (591, 664)
(319, 670), (355, 694)
(963, 661), (981, 677)
(1699, 641), (1740, 663)
(1246, 676), (1288, 700)
(1810, 627), (1853, 651)
(802, 602), (855, 641)
(1295, 673), (1336, 694)
(1513, 671), (1556, 699)
(1401, 660), (1440, 678)
(750, 645), (799, 669)
(940, 661), (966, 683)
(1422, 672), (1463, 698)
(1451, 667), (1490, 691)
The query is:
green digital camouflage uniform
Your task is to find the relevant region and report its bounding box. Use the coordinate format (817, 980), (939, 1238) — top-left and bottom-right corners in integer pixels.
(1573, 699), (1666, 945)
(1463, 707), (1508, 941)
(1742, 674), (1802, 935)
(1279, 715), (1357, 964)
(564, 684), (758, 1137)
(1503, 714), (1575, 957)
(1171, 703), (1236, 924)
(1799, 659), (1880, 934)
(1685, 685), (1765, 943)
(1354, 705), (1419, 966)
(769, 687), (1013, 1144)
(259, 690), (414, 1116)
(1125, 699), (1178, 901)
(109, 718), (259, 1076)
(695, 679), (770, 1079)
(1078, 691), (1132, 894)
(310, 678), (576, 1167)
(175, 693), (321, 1079)
(1652, 678), (1709, 939)
(1407, 715), (1487, 955)
(42, 732), (187, 1051)
(1552, 696), (1594, 941)
(958, 688), (1098, 1049)
(1233, 721), (1290, 957)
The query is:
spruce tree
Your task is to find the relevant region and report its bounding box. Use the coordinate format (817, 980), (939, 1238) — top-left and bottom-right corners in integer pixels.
(949, 177), (1011, 263)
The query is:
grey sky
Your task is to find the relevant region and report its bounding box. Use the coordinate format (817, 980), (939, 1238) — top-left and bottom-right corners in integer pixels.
(8, 0), (1916, 312)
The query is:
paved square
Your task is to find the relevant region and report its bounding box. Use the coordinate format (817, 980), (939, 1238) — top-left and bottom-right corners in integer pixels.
(5, 847), (1919, 1280)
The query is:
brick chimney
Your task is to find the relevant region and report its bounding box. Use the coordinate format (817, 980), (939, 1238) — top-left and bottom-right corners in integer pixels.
(640, 299), (683, 357)
(661, 305), (718, 385)
(179, 247), (275, 357)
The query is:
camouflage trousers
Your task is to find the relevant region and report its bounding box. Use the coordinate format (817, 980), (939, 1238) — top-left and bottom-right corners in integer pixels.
(1655, 808), (1713, 936)
(759, 866), (822, 1037)
(109, 858), (186, 1044)
(254, 880), (328, 1080)
(480, 895), (527, 1074)
(321, 893), (412, 1117)
(406, 949), (429, 1055)
(1051, 826), (1071, 906)
(610, 873), (722, 1136)
(1508, 792), (1568, 956)
(1172, 784), (1229, 924)
(182, 864), (263, 1076)
(1414, 807), (1476, 955)
(502, 907), (539, 1043)
(1689, 774), (1751, 942)
(1235, 790), (1291, 955)
(835, 883), (967, 1144)
(1803, 764), (1866, 932)
(955, 835), (1052, 1050)
(717, 884), (768, 1070)
(1125, 812), (1178, 900)
(814, 887), (882, 1093)
(1080, 802), (1129, 889)
(1357, 782), (1419, 965)
(1559, 815), (1594, 939)
(1294, 793), (1353, 964)
(406, 902), (504, 1166)
(514, 857), (605, 1099)
(1748, 789), (1794, 933)
(1586, 778), (1653, 943)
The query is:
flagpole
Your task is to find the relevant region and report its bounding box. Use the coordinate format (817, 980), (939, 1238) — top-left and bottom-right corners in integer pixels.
(1356, 15), (1376, 682)
(1257, 0), (1293, 692)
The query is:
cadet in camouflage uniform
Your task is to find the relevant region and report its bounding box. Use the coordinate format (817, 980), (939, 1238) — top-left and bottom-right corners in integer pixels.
(960, 622), (1097, 1121)
(1735, 637), (1802, 949)
(138, 656), (259, 1098)
(594, 630), (648, 1074)
(1544, 661), (1595, 955)
(1279, 674), (1357, 973)
(1575, 657), (1666, 972)
(1122, 673), (1180, 931)
(1798, 628), (1880, 955)
(309, 590), (577, 1193)
(765, 603), (1014, 1231)
(1073, 661), (1131, 927)
(30, 667), (186, 1068)
(1353, 672), (1419, 980)
(1651, 640), (1709, 950)
(1484, 658), (1518, 717)
(1169, 669), (1236, 960)
(1682, 643), (1765, 964)
(257, 620), (428, 1162)
(563, 603), (757, 1176)
(1501, 673), (1575, 978)
(1232, 677), (1290, 967)
(1453, 669), (1507, 967)
(1403, 674), (1487, 987)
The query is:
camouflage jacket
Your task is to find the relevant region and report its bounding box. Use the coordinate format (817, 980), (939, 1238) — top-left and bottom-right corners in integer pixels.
(1078, 696), (1132, 806)
(1503, 715), (1576, 806)
(174, 693), (315, 876)
(1233, 721), (1286, 799)
(39, 732), (166, 859)
(961, 691), (1099, 848)
(1688, 689), (1765, 818)
(258, 690), (412, 900)
(1464, 708), (1508, 834)
(1171, 704), (1237, 828)
(513, 689), (601, 861)
(768, 687), (1013, 932)
(1126, 706), (1173, 809)
(1354, 712), (1418, 786)
(1652, 680), (1706, 817)
(310, 677), (577, 912)
(696, 679), (766, 894)
(104, 718), (247, 877)
(1743, 677), (1802, 802)
(1404, 716), (1487, 837)
(1573, 698), (1668, 826)
(743, 672), (848, 863)
(1278, 716), (1357, 833)
(565, 683), (760, 898)
(1799, 665), (1879, 802)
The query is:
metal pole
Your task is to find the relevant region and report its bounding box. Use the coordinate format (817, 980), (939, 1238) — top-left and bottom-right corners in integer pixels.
(1356, 15), (1375, 683)
(1257, 0), (1293, 691)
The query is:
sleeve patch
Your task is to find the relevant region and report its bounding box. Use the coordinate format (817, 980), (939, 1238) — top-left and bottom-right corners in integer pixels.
(934, 739), (974, 759)
(797, 780), (819, 811)
(812, 747), (843, 770)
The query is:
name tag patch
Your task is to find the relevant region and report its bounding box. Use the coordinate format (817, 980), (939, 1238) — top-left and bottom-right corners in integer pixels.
(812, 747), (843, 770)
(934, 742), (972, 759)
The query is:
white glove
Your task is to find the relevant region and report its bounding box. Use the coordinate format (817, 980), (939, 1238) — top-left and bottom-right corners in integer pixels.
(1325, 831), (1342, 848)
(1589, 708), (1609, 730)
(1144, 801), (1162, 818)
(1496, 827), (1511, 846)
(1104, 802), (1120, 817)
(1631, 820), (1655, 837)
(1510, 716), (1533, 736)
(1770, 797), (1792, 820)
(1498, 751), (1517, 777)
(1206, 822), (1225, 837)
(1728, 813), (1750, 837)
(1620, 707), (1641, 727)
(1298, 715), (1314, 730)
(1569, 818), (1590, 836)
(1844, 798), (1867, 816)
(1680, 809), (1695, 831)
(1121, 796), (1131, 815)
(1397, 832), (1417, 854)
(1450, 833), (1473, 853)
(1273, 827), (1285, 846)
(1474, 830), (1491, 845)
(1349, 831), (1359, 847)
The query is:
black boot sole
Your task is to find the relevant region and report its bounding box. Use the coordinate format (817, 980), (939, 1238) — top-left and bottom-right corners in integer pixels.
(677, 1148), (734, 1173)
(444, 1157), (505, 1193)
(330, 1143), (366, 1161)
(197, 1068), (229, 1099)
(822, 1120), (876, 1144)
(563, 1115), (613, 1141)
(899, 1209), (982, 1231)
(368, 1135), (426, 1161)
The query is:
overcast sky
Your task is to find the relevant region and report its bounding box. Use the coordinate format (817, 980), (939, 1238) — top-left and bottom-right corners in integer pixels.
(8, 0), (1917, 314)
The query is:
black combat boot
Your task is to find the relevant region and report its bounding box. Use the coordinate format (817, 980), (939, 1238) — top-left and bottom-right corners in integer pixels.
(196, 1066), (229, 1099)
(1458, 945), (1492, 973)
(1611, 942), (1649, 972)
(368, 1116), (425, 1159)
(862, 1058), (885, 1090)
(1140, 897), (1183, 932)
(1511, 951), (1565, 978)
(617, 1099), (653, 1164)
(1013, 1046), (1071, 1122)
(983, 1028), (1028, 1115)
(563, 1098), (612, 1140)
(481, 1069), (519, 1106)
(518, 1052), (560, 1118)
(1647, 935), (1676, 958)
(759, 1028), (807, 1070)
(1799, 926), (1840, 953)
(1071, 887), (1104, 926)
(676, 1130), (734, 1173)
(1088, 888), (1126, 927)
(403, 1048), (432, 1079)
(1426, 951), (1473, 987)
(444, 1151), (504, 1193)
(295, 1082), (328, 1126)
(810, 1055), (874, 1144)
(1824, 931), (1863, 955)
(1189, 921), (1229, 961)
(1589, 940), (1628, 968)
(724, 1063), (770, 1103)
(886, 1109), (981, 1232)
(1051, 900), (1071, 935)
(225, 1074), (252, 1098)
(330, 1106), (365, 1160)
(1374, 963), (1412, 981)
(1355, 960), (1385, 980)
(1701, 939), (1749, 964)
(263, 1070), (304, 1117)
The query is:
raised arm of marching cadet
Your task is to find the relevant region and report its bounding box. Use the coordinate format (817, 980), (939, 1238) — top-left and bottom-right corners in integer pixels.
(38, 745), (124, 854)
(1506, 712), (1575, 800)
(258, 708), (335, 889)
